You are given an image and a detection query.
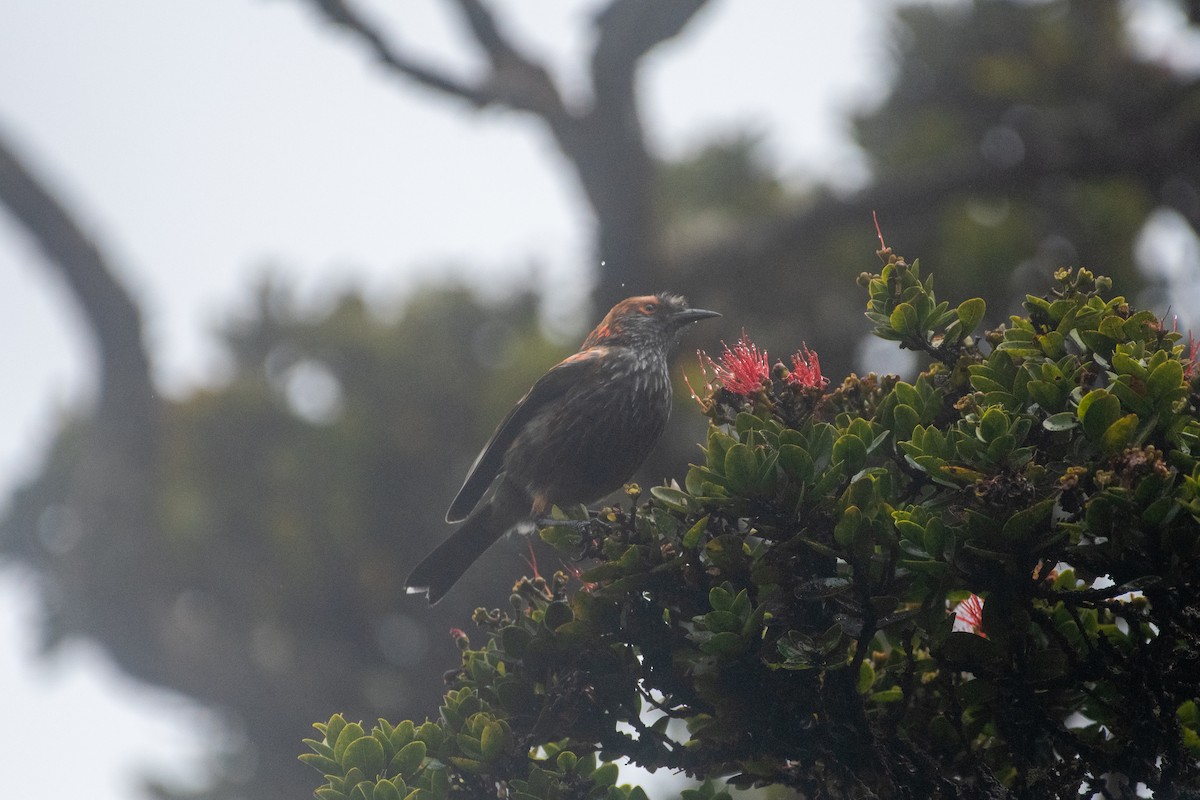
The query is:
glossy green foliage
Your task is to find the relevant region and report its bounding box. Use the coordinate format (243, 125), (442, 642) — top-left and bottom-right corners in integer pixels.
(307, 258), (1200, 798)
(303, 680), (727, 800)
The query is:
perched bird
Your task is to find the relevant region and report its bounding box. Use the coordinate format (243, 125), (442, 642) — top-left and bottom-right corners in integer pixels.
(406, 293), (720, 604)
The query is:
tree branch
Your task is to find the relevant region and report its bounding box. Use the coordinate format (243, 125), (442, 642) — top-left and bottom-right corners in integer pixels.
(0, 125), (155, 421)
(449, 0), (519, 64)
(0, 123), (164, 671)
(301, 0), (713, 308)
(307, 0), (491, 106)
(589, 0), (711, 116)
(447, 0), (569, 119)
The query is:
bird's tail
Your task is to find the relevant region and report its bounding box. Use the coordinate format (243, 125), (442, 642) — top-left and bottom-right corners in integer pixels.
(405, 482), (528, 605)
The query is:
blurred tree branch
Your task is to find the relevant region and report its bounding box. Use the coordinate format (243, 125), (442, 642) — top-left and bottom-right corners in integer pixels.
(0, 125), (163, 653)
(0, 127), (156, 422)
(304, 0), (711, 310)
(309, 0), (491, 104)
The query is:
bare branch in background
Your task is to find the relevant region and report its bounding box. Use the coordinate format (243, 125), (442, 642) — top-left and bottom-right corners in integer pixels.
(0, 126), (156, 432)
(309, 0), (491, 105)
(302, 0), (713, 310)
(0, 123), (163, 657)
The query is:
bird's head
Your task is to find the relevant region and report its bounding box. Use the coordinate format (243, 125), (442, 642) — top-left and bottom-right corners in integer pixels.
(582, 293), (720, 351)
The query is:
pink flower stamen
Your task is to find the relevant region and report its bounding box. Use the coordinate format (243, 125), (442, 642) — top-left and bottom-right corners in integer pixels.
(952, 593), (986, 637)
(707, 333), (771, 396)
(786, 344), (828, 389)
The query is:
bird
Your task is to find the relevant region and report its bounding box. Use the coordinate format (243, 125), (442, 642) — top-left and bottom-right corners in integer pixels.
(405, 293), (720, 604)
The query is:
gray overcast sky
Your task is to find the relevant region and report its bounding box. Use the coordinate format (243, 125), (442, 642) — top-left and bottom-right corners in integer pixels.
(0, 2), (887, 798)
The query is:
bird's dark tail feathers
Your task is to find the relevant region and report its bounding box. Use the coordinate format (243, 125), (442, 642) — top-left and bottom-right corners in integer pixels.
(405, 482), (528, 605)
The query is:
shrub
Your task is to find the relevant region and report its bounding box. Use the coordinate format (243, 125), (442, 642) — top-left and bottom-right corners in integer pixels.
(304, 251), (1200, 798)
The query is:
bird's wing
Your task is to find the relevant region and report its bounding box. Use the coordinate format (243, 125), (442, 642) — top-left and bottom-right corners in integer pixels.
(446, 348), (605, 522)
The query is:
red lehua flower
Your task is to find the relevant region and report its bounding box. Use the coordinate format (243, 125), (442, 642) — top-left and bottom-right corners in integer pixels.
(952, 594), (986, 638)
(703, 333), (771, 396)
(786, 344), (828, 389)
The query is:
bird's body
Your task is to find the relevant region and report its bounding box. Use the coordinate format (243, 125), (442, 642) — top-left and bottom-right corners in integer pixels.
(406, 293), (719, 603)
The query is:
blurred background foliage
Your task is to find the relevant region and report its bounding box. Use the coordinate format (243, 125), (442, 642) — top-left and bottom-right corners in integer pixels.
(1, 0), (1199, 798)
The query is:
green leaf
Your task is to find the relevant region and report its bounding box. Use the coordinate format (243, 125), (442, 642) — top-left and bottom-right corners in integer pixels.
(342, 735), (386, 778)
(374, 780), (403, 800)
(778, 443), (814, 482)
(709, 585), (733, 611)
(556, 750), (578, 773)
(324, 715), (348, 747)
(1098, 315), (1127, 340)
(1147, 359), (1184, 400)
(970, 373), (1007, 393)
(650, 485), (692, 513)
(592, 762), (620, 787)
(857, 659), (876, 693)
(872, 686), (905, 704)
(1002, 498), (1054, 541)
(723, 443), (759, 494)
(1111, 351), (1146, 379)
(978, 407), (1008, 442)
(334, 722), (367, 764)
(956, 297), (986, 334)
(1026, 380), (1061, 410)
(388, 741), (426, 776)
(890, 302), (919, 335)
(835, 505), (862, 548)
(1043, 412), (1078, 431)
(480, 721), (505, 762)
(682, 515), (709, 548)
(1108, 379), (1153, 416)
(684, 465), (708, 496)
(895, 518), (924, 542)
(448, 756), (483, 773)
(299, 753), (341, 775)
(1077, 329), (1118, 358)
(892, 403), (920, 439)
(833, 434), (868, 474)
(703, 610), (741, 633)
(923, 518), (948, 556)
(388, 721), (415, 752)
(729, 589), (752, 618)
(1079, 389), (1121, 442)
(343, 770), (364, 793)
(1102, 413), (1139, 453)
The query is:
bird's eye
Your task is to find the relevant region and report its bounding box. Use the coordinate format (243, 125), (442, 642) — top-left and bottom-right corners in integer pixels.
(641, 301), (658, 315)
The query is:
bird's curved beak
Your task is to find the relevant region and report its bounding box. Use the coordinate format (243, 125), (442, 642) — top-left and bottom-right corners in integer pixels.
(671, 307), (721, 325)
